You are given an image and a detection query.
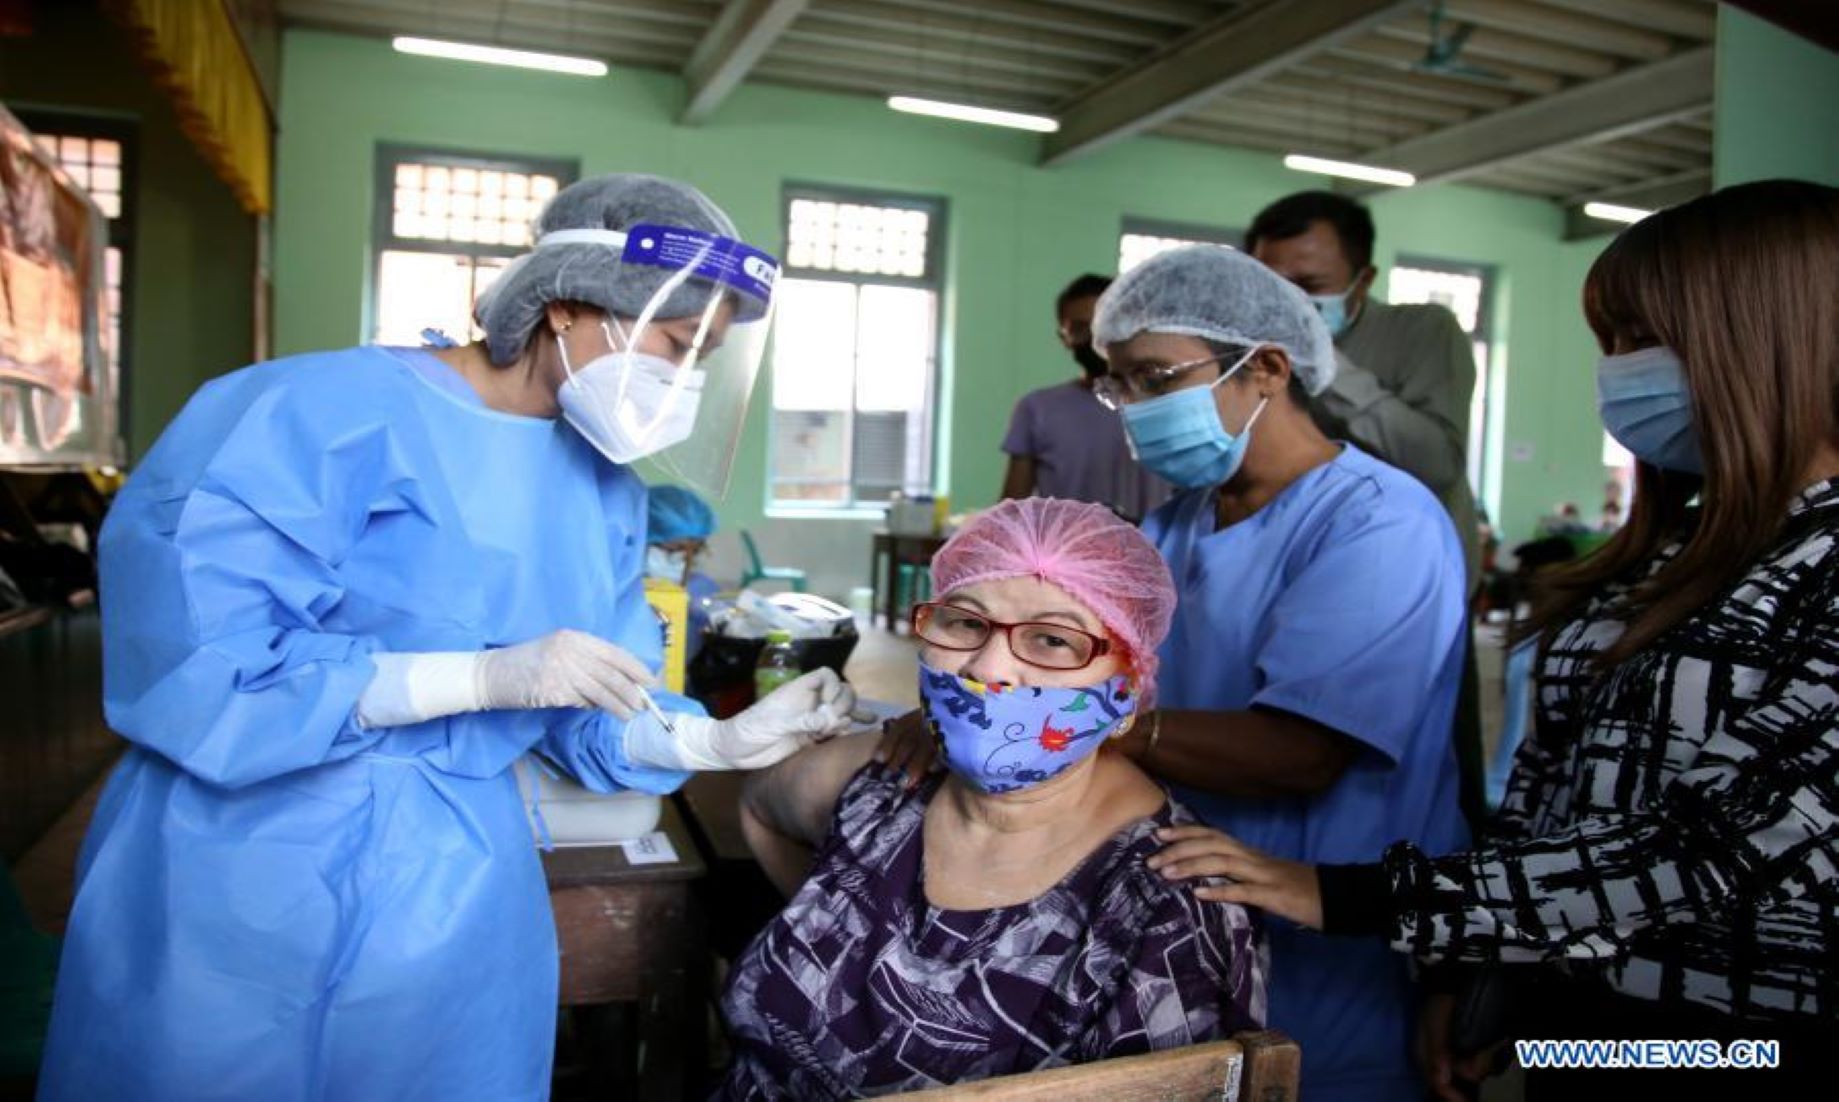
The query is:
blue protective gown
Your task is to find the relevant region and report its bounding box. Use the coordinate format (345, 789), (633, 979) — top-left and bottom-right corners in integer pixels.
(36, 347), (694, 1102)
(1143, 445), (1469, 1102)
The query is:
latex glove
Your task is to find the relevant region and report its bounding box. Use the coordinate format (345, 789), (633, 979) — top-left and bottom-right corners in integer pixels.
(475, 630), (656, 718)
(356, 632), (658, 729)
(625, 668), (868, 772)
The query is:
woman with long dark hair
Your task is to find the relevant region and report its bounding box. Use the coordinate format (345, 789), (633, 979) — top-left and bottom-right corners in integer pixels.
(1149, 179), (1839, 1097)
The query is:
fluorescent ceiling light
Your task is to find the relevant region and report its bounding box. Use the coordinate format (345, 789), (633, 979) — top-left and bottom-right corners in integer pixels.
(1282, 154), (1416, 189)
(391, 36), (607, 77)
(887, 96), (1059, 133)
(1582, 201), (1653, 224)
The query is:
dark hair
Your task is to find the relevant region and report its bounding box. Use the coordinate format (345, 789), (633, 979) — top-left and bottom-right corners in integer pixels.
(1244, 191), (1376, 272)
(1524, 179), (1839, 664)
(1204, 340), (1311, 407)
(1056, 273), (1113, 319)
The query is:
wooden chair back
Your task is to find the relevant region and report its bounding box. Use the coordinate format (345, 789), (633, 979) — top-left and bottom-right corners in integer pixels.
(889, 1030), (1300, 1102)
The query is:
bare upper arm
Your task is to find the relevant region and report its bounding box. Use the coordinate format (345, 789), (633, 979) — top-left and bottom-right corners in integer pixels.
(1001, 455), (1037, 500)
(741, 731), (883, 846)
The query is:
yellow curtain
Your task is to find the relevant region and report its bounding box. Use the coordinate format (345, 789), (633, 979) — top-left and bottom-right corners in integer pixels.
(104, 0), (272, 215)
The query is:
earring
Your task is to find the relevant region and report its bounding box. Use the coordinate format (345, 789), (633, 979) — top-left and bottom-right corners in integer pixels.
(560, 322), (573, 332)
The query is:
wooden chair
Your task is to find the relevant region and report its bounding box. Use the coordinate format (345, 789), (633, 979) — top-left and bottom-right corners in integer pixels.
(890, 1030), (1300, 1102)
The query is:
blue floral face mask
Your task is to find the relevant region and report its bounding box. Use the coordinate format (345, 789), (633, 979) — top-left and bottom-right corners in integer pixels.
(917, 662), (1137, 795)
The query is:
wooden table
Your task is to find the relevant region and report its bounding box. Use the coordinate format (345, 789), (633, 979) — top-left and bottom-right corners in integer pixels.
(869, 531), (948, 632)
(543, 800), (708, 1101)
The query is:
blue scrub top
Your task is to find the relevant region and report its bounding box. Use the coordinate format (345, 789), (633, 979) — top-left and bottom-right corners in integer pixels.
(1144, 445), (1468, 1102)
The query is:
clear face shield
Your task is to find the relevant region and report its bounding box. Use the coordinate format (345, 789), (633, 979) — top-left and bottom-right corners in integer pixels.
(539, 224), (778, 497)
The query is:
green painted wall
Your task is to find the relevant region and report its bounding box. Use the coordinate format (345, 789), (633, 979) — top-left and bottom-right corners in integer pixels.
(0, 2), (258, 460)
(275, 29), (1609, 595)
(1714, 6), (1839, 188)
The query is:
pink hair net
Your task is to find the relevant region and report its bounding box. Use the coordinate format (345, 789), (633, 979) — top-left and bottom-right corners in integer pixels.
(930, 498), (1177, 700)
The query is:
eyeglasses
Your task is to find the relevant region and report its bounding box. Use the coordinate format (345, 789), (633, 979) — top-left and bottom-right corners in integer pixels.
(1093, 352), (1230, 410)
(911, 602), (1112, 672)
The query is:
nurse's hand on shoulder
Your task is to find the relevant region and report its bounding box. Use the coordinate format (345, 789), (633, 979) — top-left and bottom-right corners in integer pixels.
(1147, 825), (1324, 930)
(477, 630), (657, 718)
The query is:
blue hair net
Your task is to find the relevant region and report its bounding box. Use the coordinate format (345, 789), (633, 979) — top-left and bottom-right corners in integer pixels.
(647, 485), (717, 543)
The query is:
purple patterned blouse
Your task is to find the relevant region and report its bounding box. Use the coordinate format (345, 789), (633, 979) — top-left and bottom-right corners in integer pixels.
(717, 764), (1267, 1099)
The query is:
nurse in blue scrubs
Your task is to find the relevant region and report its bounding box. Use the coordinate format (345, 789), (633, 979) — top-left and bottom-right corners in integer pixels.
(37, 175), (862, 1102)
(1091, 246), (1469, 1102)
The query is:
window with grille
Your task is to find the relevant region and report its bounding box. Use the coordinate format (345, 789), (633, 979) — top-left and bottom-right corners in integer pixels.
(1388, 259), (1495, 506)
(22, 119), (132, 384)
(769, 188), (943, 510)
(1118, 216), (1240, 274)
(370, 146), (576, 347)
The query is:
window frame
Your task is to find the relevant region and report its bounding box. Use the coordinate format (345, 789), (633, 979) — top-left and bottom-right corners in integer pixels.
(1118, 215), (1244, 274)
(1389, 252), (1500, 513)
(15, 109), (139, 454)
(368, 145), (578, 344)
(768, 182), (949, 514)
(1119, 215), (1243, 251)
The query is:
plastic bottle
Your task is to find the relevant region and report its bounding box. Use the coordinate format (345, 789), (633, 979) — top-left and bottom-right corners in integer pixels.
(754, 630), (800, 699)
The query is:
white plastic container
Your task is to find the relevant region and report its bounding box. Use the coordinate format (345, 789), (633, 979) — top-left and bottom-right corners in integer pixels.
(513, 756), (662, 845)
(848, 585), (874, 622)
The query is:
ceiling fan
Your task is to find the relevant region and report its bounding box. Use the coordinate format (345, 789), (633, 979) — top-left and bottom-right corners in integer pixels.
(1413, 1), (1510, 83)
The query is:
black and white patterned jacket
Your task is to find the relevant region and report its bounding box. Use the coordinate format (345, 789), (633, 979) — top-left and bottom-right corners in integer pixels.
(1323, 479), (1839, 1021)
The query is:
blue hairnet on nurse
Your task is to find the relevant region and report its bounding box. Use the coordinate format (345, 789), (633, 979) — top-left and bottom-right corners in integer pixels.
(647, 483), (719, 544)
(36, 173), (865, 1102)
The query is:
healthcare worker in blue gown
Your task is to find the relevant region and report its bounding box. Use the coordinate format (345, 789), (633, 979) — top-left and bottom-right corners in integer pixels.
(1090, 247), (1470, 1102)
(644, 485), (722, 659)
(36, 175), (865, 1102)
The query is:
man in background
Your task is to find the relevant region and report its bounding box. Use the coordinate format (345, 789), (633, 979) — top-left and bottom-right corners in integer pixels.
(1247, 191), (1485, 828)
(1001, 274), (1169, 522)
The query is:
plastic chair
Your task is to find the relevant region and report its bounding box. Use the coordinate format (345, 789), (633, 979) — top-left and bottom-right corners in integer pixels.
(739, 530), (807, 592)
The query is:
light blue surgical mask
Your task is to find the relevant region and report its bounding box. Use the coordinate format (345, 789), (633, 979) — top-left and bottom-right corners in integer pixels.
(1596, 346), (1701, 474)
(1120, 348), (1269, 489)
(1309, 289), (1356, 338)
(645, 546), (690, 583)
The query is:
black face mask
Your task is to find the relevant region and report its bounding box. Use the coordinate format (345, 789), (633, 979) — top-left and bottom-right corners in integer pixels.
(1072, 343), (1108, 379)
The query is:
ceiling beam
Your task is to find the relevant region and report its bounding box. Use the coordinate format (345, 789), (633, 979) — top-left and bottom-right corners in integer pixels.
(1565, 167), (1713, 210)
(680, 0), (811, 124)
(1371, 22), (1621, 81)
(1354, 47), (1713, 189)
(1328, 35), (1564, 96)
(1442, 0), (1675, 61)
(1535, 0), (1715, 42)
(1040, 0), (1421, 166)
(1290, 55), (1520, 111)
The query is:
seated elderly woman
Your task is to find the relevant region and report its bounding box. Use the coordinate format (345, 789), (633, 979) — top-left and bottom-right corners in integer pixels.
(718, 498), (1265, 1098)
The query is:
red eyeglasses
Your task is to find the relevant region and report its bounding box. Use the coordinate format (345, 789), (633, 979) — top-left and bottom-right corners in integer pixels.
(910, 602), (1112, 672)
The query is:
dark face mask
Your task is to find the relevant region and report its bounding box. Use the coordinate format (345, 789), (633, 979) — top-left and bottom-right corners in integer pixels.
(1072, 343), (1108, 379)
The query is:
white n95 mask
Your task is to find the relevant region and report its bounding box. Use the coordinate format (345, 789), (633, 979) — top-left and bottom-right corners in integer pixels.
(557, 324), (705, 465)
